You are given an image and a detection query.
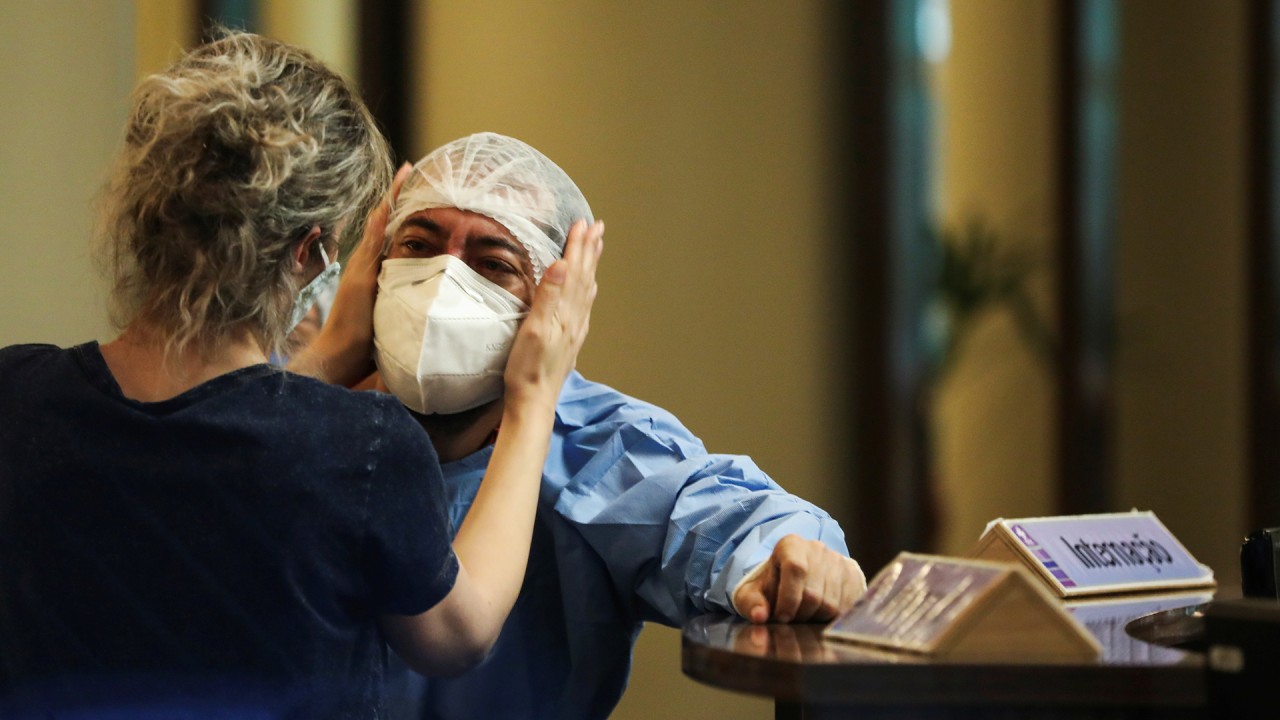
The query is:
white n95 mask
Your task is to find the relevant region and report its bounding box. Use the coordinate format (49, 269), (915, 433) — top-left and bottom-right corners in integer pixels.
(373, 255), (530, 414)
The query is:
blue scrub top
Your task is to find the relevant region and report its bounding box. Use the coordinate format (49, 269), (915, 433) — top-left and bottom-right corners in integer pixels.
(392, 371), (850, 720)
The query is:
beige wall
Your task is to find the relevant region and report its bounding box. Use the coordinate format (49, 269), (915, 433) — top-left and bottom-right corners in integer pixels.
(415, 2), (842, 719)
(0, 0), (134, 348)
(136, 0), (195, 78)
(259, 0), (357, 81)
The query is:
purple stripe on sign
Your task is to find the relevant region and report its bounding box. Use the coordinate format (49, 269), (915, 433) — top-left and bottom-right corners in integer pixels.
(1062, 580), (1077, 587)
(1036, 549), (1052, 561)
(1043, 561), (1059, 570)
(1051, 570), (1070, 580)
(1011, 524), (1039, 547)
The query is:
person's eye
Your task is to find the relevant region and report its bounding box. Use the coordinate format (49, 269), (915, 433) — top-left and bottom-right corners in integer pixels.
(478, 258), (516, 275)
(400, 237), (435, 255)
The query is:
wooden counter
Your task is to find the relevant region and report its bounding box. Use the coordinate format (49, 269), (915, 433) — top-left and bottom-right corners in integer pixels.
(682, 594), (1212, 720)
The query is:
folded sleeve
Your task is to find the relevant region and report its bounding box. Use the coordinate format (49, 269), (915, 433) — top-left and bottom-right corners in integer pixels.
(547, 375), (849, 626)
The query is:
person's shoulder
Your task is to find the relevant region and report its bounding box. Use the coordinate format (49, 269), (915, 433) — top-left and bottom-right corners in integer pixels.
(0, 344), (89, 406)
(557, 371), (689, 435)
(0, 342), (63, 365)
(278, 372), (417, 424)
(268, 377), (438, 469)
(0, 342), (74, 378)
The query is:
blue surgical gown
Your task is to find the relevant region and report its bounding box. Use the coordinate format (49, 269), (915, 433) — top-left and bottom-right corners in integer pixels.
(392, 371), (850, 720)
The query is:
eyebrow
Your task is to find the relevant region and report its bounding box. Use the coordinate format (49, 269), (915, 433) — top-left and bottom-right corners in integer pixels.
(472, 235), (529, 262)
(400, 217), (441, 234)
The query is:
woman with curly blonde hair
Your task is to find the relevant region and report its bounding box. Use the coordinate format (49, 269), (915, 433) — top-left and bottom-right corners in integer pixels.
(0, 31), (603, 718)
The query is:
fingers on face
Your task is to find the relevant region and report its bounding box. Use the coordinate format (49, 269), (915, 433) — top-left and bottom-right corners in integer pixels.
(391, 163), (412, 201)
(560, 219), (603, 334)
(562, 219), (588, 265)
(360, 164), (413, 256)
(357, 179), (398, 260)
(565, 219), (603, 268)
(567, 221), (600, 282)
(531, 269), (564, 321)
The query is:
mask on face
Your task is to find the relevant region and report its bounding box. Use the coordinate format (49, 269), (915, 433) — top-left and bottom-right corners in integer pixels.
(373, 255), (530, 414)
(289, 245), (341, 333)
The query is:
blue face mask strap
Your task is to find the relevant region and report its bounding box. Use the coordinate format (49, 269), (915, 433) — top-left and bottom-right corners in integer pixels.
(287, 240), (341, 334)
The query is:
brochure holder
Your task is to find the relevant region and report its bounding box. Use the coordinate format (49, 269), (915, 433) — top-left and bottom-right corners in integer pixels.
(823, 553), (1101, 662)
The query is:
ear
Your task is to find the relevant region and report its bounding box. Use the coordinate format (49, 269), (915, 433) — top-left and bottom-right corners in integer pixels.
(291, 226), (324, 273)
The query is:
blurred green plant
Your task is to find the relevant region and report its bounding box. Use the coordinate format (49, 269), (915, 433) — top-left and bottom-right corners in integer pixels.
(923, 219), (1057, 384)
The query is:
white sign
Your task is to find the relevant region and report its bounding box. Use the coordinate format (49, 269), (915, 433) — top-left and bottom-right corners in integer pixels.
(975, 511), (1216, 597)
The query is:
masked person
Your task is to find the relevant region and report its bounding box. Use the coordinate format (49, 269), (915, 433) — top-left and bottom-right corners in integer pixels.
(370, 132), (866, 720)
(0, 36), (601, 719)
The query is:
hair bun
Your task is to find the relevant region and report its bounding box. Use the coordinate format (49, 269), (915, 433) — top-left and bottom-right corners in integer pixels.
(95, 31), (392, 360)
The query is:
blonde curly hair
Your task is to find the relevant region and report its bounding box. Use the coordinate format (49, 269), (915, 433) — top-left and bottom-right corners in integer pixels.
(95, 30), (392, 361)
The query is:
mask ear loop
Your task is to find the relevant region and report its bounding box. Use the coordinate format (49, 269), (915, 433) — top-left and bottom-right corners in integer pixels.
(287, 225), (331, 269)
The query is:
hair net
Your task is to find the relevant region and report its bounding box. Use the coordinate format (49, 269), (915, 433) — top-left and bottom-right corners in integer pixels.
(386, 132), (593, 281)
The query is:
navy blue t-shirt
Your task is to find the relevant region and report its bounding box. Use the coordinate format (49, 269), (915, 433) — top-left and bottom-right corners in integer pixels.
(0, 342), (457, 718)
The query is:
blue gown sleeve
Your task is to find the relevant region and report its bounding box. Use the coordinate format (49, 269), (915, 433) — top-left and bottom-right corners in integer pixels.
(543, 373), (850, 626)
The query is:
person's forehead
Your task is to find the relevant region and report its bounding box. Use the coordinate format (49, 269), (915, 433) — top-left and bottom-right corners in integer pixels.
(401, 207), (513, 239)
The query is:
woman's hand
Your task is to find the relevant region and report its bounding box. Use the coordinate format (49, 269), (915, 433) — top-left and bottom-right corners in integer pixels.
(502, 219), (604, 413)
(288, 163), (412, 384)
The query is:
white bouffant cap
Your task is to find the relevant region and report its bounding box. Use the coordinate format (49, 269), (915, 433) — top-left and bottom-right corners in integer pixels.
(386, 132), (593, 281)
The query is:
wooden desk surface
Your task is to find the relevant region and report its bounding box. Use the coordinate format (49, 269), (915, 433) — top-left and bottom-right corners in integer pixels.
(682, 595), (1211, 719)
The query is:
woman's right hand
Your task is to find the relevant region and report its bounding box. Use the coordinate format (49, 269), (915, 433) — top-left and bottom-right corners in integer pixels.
(288, 163), (412, 385)
(502, 219), (604, 413)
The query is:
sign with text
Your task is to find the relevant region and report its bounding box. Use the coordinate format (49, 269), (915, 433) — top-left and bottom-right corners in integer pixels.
(972, 511), (1216, 598)
(824, 553), (1101, 661)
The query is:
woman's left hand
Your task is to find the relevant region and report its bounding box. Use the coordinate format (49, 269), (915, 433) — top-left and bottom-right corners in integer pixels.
(501, 219), (604, 413)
